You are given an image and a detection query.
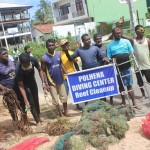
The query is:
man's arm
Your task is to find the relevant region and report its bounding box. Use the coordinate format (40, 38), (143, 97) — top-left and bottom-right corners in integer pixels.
(0, 84), (11, 94)
(32, 57), (45, 84)
(122, 35), (134, 46)
(97, 47), (110, 63)
(18, 81), (30, 108)
(65, 49), (79, 61)
(147, 38), (150, 51)
(73, 62), (80, 71)
(41, 58), (51, 92)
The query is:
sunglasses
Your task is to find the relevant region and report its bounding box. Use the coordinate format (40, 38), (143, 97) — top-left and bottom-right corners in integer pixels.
(136, 29), (145, 32)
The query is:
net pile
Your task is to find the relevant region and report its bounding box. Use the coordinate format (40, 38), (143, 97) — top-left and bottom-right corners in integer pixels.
(57, 101), (134, 150)
(46, 118), (76, 136)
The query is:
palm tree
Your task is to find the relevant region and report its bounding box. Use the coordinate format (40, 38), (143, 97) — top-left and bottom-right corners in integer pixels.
(34, 0), (53, 24)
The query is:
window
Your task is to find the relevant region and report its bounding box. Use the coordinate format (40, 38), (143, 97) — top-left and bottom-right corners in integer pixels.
(75, 0), (84, 12)
(59, 3), (70, 16)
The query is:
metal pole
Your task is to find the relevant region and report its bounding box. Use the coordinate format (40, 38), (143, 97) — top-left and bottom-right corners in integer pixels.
(127, 0), (137, 37)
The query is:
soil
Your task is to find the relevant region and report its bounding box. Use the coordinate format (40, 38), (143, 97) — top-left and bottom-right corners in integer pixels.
(0, 94), (150, 150)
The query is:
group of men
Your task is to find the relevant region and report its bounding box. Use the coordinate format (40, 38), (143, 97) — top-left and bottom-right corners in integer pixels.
(0, 23), (149, 128)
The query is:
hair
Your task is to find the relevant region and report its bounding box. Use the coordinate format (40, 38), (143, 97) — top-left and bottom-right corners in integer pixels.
(46, 39), (55, 47)
(81, 34), (89, 41)
(24, 46), (30, 51)
(112, 27), (121, 34)
(0, 47), (7, 53)
(135, 25), (144, 31)
(19, 53), (30, 64)
(93, 33), (102, 40)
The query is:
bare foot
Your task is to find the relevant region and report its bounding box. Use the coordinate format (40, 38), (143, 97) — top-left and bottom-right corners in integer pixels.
(132, 105), (142, 110)
(141, 96), (146, 100)
(63, 112), (72, 117)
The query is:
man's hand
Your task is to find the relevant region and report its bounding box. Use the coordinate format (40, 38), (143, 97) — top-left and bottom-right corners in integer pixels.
(103, 57), (110, 63)
(43, 83), (52, 92)
(25, 100), (30, 111)
(119, 16), (124, 26)
(3, 87), (12, 94)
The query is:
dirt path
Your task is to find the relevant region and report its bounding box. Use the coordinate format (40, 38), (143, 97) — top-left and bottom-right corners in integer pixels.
(0, 94), (150, 150)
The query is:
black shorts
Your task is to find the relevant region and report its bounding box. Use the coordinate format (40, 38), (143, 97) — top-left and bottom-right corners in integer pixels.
(136, 69), (150, 87)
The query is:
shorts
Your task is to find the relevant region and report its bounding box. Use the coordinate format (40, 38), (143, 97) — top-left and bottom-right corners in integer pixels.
(49, 83), (68, 105)
(64, 79), (69, 95)
(117, 67), (133, 87)
(136, 69), (150, 87)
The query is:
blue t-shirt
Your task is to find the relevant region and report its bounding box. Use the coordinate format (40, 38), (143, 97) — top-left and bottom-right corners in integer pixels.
(42, 51), (64, 85)
(0, 59), (15, 87)
(107, 38), (133, 58)
(69, 45), (104, 70)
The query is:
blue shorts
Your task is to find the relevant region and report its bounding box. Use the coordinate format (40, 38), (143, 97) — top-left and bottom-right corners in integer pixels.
(117, 68), (133, 86)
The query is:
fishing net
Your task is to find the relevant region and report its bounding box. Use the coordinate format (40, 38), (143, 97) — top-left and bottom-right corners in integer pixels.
(46, 118), (76, 136)
(55, 101), (135, 150)
(1, 89), (32, 135)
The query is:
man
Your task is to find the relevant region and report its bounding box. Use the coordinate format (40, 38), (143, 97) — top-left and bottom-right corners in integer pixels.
(41, 39), (70, 117)
(24, 46), (33, 57)
(93, 33), (108, 102)
(15, 53), (45, 125)
(93, 33), (107, 57)
(59, 39), (83, 111)
(65, 34), (109, 105)
(0, 47), (24, 128)
(121, 24), (150, 99)
(107, 27), (140, 109)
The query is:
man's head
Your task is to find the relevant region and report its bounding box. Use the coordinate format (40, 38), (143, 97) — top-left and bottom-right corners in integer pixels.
(112, 27), (122, 40)
(0, 47), (8, 62)
(135, 25), (145, 37)
(19, 53), (31, 68)
(81, 34), (91, 47)
(93, 33), (102, 46)
(24, 46), (31, 54)
(59, 39), (70, 52)
(46, 39), (56, 52)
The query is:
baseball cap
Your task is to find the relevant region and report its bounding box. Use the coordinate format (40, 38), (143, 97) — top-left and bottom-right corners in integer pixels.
(59, 39), (68, 46)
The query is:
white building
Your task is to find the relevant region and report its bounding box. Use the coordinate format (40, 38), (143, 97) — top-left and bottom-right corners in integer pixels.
(0, 3), (33, 49)
(51, 0), (92, 25)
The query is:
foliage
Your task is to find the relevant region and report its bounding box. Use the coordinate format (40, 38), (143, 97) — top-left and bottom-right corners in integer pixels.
(34, 0), (53, 24)
(10, 41), (47, 61)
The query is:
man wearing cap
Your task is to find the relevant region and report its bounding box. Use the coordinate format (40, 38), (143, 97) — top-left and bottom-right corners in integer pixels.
(59, 39), (83, 111)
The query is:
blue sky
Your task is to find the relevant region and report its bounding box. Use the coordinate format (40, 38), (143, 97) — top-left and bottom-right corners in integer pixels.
(0, 0), (41, 18)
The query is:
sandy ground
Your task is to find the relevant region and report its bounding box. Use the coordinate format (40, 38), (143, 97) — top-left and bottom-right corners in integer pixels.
(0, 92), (150, 150)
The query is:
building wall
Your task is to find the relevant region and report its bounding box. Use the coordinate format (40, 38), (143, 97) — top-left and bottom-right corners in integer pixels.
(86, 0), (147, 25)
(32, 28), (43, 39)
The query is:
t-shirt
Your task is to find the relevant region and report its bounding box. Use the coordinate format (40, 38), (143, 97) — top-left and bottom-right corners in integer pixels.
(107, 38), (133, 58)
(15, 56), (39, 84)
(107, 38), (133, 70)
(42, 51), (64, 85)
(69, 45), (104, 70)
(60, 50), (77, 80)
(0, 59), (15, 87)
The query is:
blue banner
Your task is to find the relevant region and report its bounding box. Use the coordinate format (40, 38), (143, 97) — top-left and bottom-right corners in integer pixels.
(67, 64), (119, 104)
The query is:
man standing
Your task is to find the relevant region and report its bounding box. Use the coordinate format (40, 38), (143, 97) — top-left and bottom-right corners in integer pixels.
(107, 27), (140, 109)
(15, 53), (45, 125)
(41, 39), (70, 117)
(65, 34), (109, 105)
(121, 25), (150, 99)
(24, 46), (33, 57)
(59, 39), (82, 110)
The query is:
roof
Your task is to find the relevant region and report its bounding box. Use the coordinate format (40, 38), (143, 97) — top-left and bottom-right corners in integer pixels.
(33, 24), (55, 33)
(0, 2), (32, 14)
